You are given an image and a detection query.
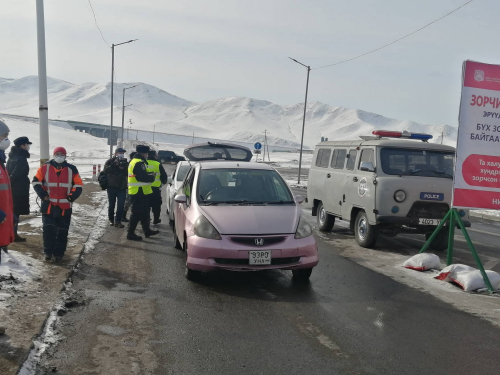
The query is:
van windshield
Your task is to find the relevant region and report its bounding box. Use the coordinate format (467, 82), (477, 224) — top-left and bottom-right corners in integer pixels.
(380, 148), (454, 178)
(197, 169), (294, 205)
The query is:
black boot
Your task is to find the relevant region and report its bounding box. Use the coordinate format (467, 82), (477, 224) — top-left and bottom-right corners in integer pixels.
(14, 233), (27, 242)
(127, 233), (142, 241)
(145, 230), (159, 238)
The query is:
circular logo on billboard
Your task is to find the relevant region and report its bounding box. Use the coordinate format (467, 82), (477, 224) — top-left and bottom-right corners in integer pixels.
(358, 177), (368, 197)
(474, 70), (485, 82)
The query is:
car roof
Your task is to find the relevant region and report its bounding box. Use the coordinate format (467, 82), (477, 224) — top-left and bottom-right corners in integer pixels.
(198, 161), (275, 170)
(316, 139), (456, 151)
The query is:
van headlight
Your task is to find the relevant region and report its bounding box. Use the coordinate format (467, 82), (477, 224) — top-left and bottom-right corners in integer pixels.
(394, 190), (406, 203)
(295, 216), (313, 239)
(194, 215), (222, 240)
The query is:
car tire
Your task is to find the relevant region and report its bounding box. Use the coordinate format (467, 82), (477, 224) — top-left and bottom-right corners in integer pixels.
(317, 202), (335, 232)
(292, 268), (313, 280)
(184, 241), (201, 281)
(173, 221), (182, 250)
(354, 210), (379, 248)
(160, 158), (166, 163)
(425, 227), (449, 251)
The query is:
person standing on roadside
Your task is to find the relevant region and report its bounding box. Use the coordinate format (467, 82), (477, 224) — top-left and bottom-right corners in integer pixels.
(0, 120), (14, 262)
(6, 136), (32, 242)
(147, 150), (168, 225)
(127, 145), (159, 241)
(103, 147), (128, 228)
(32, 147), (83, 262)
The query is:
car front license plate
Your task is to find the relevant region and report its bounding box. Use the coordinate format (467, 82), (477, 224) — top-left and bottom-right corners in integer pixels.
(249, 250), (272, 265)
(419, 218), (441, 226)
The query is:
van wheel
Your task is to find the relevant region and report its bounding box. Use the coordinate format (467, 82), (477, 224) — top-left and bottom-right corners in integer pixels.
(317, 202), (335, 232)
(425, 228), (449, 251)
(355, 211), (379, 248)
(173, 221), (182, 249)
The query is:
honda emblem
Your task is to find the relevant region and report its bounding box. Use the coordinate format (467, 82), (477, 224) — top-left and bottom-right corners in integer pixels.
(255, 238), (264, 246)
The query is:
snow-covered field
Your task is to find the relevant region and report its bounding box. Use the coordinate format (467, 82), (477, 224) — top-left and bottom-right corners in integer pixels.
(0, 76), (456, 149)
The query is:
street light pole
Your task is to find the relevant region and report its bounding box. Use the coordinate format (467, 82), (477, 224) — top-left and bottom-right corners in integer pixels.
(289, 57), (311, 184)
(36, 0), (49, 165)
(121, 85), (139, 145)
(109, 39), (138, 158)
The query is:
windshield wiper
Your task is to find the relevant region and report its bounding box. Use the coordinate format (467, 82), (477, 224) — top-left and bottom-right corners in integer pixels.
(200, 201), (221, 206)
(267, 200), (295, 204)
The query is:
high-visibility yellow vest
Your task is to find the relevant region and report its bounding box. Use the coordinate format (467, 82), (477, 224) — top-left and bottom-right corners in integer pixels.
(128, 158), (153, 195)
(146, 160), (161, 188)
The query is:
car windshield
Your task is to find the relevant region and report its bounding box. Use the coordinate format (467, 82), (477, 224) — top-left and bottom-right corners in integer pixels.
(380, 147), (454, 178)
(176, 166), (190, 181)
(197, 169), (294, 205)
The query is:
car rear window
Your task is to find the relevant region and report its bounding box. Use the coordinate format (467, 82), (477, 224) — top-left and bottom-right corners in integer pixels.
(184, 143), (252, 162)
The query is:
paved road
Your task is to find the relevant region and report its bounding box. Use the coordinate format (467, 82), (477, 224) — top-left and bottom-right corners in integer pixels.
(35, 165), (500, 374)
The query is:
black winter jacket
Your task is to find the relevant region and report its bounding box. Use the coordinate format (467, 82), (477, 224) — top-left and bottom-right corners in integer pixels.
(103, 157), (128, 190)
(6, 146), (30, 215)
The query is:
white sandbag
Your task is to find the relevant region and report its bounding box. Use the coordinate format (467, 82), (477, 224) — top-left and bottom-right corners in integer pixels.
(434, 264), (476, 282)
(452, 270), (500, 292)
(403, 253), (441, 271)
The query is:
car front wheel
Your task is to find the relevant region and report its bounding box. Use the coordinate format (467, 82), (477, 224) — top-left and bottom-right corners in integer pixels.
(184, 241), (201, 281)
(292, 268), (313, 280)
(317, 202), (335, 232)
(354, 210), (379, 248)
(173, 221), (182, 249)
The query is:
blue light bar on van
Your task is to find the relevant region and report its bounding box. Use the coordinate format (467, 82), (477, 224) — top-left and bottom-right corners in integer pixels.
(407, 133), (433, 140)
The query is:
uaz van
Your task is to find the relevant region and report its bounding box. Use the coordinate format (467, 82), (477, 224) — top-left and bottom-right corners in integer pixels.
(307, 131), (470, 249)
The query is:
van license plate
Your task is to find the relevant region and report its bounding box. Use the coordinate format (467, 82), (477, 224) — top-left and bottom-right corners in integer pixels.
(418, 218), (441, 226)
(249, 251), (272, 265)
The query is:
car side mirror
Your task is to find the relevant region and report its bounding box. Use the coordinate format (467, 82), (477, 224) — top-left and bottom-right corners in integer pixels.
(295, 195), (305, 204)
(167, 176), (173, 184)
(360, 161), (375, 172)
(174, 194), (187, 204)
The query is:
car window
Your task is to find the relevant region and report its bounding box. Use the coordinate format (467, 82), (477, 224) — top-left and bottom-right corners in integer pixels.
(315, 149), (331, 168)
(160, 151), (175, 157)
(331, 149), (347, 169)
(197, 169), (294, 204)
(346, 150), (358, 170)
(176, 165), (190, 181)
(359, 149), (375, 170)
(182, 168), (195, 202)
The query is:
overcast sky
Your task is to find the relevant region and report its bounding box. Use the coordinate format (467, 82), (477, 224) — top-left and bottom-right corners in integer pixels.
(1, 0), (497, 127)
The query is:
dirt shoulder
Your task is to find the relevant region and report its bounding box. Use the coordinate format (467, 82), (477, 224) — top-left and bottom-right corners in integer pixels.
(0, 179), (106, 375)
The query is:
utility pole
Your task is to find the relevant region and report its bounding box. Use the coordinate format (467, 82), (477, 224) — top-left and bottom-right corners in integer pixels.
(441, 126), (445, 145)
(289, 57), (311, 184)
(121, 85), (138, 145)
(109, 39), (138, 158)
(36, 0), (49, 165)
(192, 132), (195, 144)
(263, 130), (270, 162)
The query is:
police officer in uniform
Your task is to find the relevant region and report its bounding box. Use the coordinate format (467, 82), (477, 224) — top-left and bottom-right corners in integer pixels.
(127, 145), (159, 241)
(147, 150), (168, 224)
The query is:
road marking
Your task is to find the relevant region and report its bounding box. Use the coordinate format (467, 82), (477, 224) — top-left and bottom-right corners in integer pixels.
(467, 228), (500, 238)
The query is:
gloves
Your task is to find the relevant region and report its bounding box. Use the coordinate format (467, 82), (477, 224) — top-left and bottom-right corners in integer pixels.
(67, 196), (74, 203)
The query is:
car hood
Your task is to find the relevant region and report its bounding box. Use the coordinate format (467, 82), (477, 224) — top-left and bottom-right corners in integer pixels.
(199, 205), (300, 235)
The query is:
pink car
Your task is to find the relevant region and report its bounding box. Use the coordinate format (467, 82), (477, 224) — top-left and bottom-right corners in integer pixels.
(172, 143), (318, 281)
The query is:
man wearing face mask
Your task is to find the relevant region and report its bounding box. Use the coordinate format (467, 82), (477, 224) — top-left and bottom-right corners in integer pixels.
(6, 136), (32, 242)
(103, 147), (128, 228)
(0, 120), (15, 262)
(32, 147), (84, 262)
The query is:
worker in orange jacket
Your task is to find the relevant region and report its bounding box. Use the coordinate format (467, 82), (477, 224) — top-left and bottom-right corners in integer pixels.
(32, 147), (83, 262)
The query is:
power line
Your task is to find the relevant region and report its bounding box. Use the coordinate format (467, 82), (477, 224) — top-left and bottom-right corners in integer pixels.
(314, 0), (474, 70)
(87, 0), (110, 48)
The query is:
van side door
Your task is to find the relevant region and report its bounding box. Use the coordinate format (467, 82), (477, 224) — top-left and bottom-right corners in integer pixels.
(324, 148), (347, 216)
(342, 148), (377, 224)
(308, 148), (332, 210)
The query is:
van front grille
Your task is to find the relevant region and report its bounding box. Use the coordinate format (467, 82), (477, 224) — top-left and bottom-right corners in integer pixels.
(406, 202), (449, 219)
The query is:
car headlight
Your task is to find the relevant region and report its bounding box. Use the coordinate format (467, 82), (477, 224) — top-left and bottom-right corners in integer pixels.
(194, 215), (222, 240)
(295, 216), (313, 239)
(394, 190), (406, 202)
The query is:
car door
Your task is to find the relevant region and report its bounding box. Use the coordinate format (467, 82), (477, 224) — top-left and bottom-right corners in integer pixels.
(175, 167), (195, 241)
(342, 148), (376, 223)
(167, 163), (180, 215)
(309, 147), (332, 209)
(324, 148), (346, 216)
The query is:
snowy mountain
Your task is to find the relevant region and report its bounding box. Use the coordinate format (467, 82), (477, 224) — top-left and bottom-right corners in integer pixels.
(0, 76), (456, 148)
